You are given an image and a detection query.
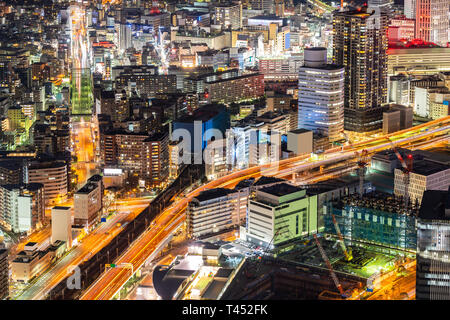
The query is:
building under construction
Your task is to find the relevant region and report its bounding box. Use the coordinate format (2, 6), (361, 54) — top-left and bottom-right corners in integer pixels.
(221, 235), (414, 300)
(324, 191), (418, 253)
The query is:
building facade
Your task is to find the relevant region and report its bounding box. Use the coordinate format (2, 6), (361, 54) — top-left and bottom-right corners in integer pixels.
(0, 183), (44, 234)
(298, 47), (344, 142)
(74, 175), (103, 228)
(246, 183), (318, 248)
(415, 0), (449, 46)
(416, 188), (450, 300)
(332, 7), (388, 132)
(25, 160), (67, 206)
(394, 160), (450, 205)
(187, 188), (248, 239)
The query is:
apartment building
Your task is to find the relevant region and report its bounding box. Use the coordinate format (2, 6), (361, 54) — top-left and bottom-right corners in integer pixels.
(205, 72), (264, 104)
(0, 183), (44, 234)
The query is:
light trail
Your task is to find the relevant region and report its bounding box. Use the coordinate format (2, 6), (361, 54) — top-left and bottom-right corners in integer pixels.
(80, 117), (450, 300)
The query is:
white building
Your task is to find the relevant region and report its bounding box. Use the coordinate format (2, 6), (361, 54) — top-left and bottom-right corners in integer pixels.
(298, 47), (344, 142)
(414, 86), (450, 118)
(51, 206), (72, 247)
(415, 0), (449, 46)
(226, 124), (262, 170)
(204, 138), (229, 180)
(404, 0), (416, 19)
(74, 175), (103, 228)
(187, 188), (248, 239)
(0, 183), (44, 234)
(394, 160), (450, 205)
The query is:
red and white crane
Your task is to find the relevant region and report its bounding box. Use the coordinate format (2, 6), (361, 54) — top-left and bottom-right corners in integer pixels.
(313, 234), (344, 296)
(331, 214), (352, 262)
(386, 137), (413, 207)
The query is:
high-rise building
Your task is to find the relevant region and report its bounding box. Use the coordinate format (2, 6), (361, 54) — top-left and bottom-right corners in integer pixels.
(100, 130), (169, 186)
(416, 187), (450, 300)
(332, 7), (389, 132)
(415, 0), (449, 46)
(172, 104), (230, 162)
(298, 47), (344, 142)
(25, 160), (68, 205)
(404, 0), (416, 19)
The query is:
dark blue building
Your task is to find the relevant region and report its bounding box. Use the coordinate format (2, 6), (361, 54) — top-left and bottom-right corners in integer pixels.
(172, 104), (230, 161)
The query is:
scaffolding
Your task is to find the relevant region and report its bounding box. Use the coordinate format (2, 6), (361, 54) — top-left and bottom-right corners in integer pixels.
(324, 193), (418, 252)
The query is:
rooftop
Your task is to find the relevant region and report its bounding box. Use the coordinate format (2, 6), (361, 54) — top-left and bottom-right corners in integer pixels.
(418, 188), (450, 221)
(76, 181), (99, 194)
(174, 104), (226, 123)
(259, 182), (303, 198)
(253, 176), (286, 187)
(409, 159), (450, 176)
(52, 206), (70, 210)
(289, 128), (312, 135)
(193, 188), (235, 203)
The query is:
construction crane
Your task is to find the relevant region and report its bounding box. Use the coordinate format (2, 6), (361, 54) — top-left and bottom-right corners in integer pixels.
(386, 137), (413, 208)
(244, 228), (283, 279)
(356, 149), (369, 199)
(331, 214), (352, 261)
(339, 130), (368, 197)
(313, 234), (344, 296)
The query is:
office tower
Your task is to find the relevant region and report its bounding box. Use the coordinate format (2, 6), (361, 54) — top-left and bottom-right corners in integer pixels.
(172, 104), (230, 163)
(298, 47), (344, 142)
(404, 0), (416, 19)
(0, 248), (7, 300)
(416, 187), (450, 300)
(332, 7), (389, 132)
(119, 23), (132, 53)
(415, 0), (449, 46)
(368, 0), (393, 17)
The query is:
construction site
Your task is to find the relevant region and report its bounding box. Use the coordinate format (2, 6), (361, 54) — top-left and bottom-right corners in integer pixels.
(221, 234), (416, 300)
(324, 192), (419, 253)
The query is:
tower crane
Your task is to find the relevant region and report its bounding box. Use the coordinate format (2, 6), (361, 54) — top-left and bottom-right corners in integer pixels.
(356, 149), (369, 199)
(386, 137), (414, 208)
(245, 228), (282, 278)
(313, 234), (344, 296)
(331, 214), (352, 261)
(339, 130), (368, 197)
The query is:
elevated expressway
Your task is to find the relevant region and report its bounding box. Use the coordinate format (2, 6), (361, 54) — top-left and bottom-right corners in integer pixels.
(80, 116), (450, 300)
